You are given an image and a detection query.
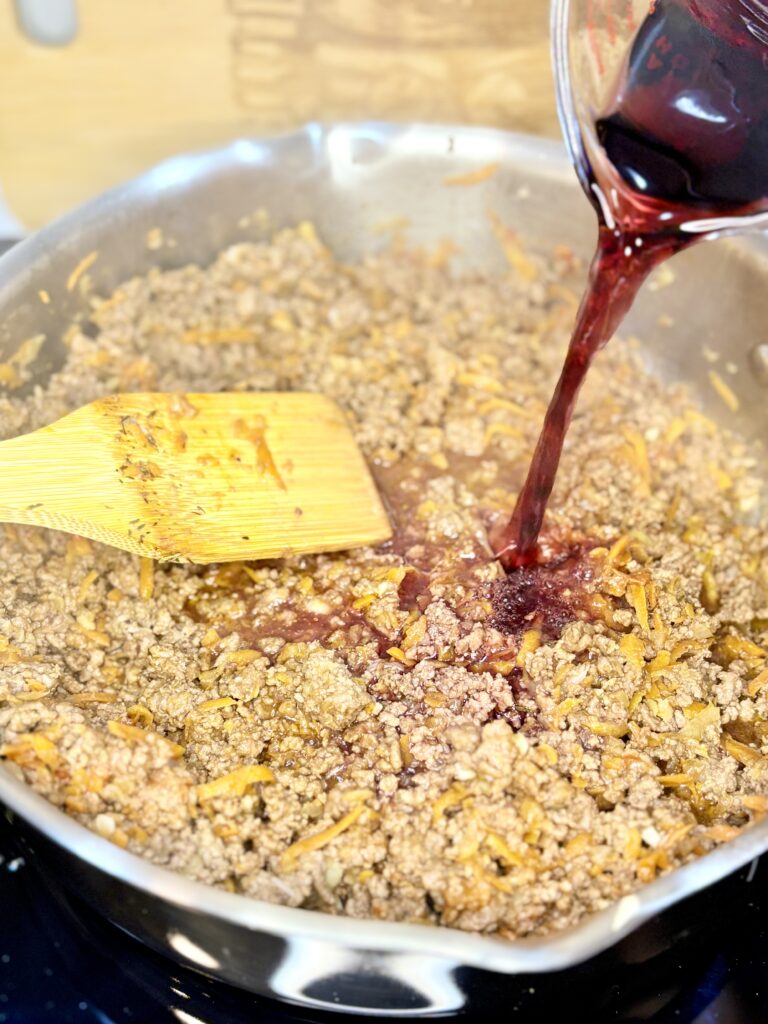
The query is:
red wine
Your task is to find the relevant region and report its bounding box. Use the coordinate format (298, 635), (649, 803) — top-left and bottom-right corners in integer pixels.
(495, 0), (768, 570)
(597, 0), (768, 210)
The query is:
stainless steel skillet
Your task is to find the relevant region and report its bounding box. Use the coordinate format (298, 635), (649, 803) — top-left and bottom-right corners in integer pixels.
(1, 124), (768, 1017)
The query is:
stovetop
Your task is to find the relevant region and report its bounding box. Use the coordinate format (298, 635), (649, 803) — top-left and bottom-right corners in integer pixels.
(0, 811), (766, 1024)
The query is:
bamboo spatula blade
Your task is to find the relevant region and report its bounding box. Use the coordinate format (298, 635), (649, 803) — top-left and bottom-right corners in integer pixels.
(0, 392), (392, 562)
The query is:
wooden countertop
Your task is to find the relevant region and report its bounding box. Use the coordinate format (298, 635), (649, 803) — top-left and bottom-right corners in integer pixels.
(0, 0), (558, 227)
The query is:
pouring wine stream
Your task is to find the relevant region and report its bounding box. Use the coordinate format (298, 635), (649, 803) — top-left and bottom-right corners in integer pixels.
(495, 0), (768, 571)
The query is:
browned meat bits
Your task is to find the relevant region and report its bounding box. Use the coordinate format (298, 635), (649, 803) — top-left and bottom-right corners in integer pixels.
(1, 223), (767, 938)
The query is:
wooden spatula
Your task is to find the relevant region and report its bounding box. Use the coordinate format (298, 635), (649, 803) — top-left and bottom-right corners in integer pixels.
(0, 392), (392, 563)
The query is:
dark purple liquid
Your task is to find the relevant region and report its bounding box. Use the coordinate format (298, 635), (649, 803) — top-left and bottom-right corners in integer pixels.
(494, 230), (678, 568)
(495, 0), (768, 570)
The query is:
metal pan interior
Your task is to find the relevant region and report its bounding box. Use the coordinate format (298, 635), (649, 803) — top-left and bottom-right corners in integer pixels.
(1, 124), (768, 1014)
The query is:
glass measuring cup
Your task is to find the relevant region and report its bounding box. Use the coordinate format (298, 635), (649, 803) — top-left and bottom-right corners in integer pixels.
(551, 0), (768, 239)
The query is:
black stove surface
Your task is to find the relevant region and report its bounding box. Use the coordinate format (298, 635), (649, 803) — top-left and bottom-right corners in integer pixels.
(0, 813), (766, 1024)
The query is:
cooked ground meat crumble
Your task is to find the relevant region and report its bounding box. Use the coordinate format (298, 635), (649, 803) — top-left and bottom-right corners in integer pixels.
(2, 222), (768, 939)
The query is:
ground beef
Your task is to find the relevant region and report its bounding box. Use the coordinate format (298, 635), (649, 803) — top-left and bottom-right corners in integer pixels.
(1, 221), (767, 938)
